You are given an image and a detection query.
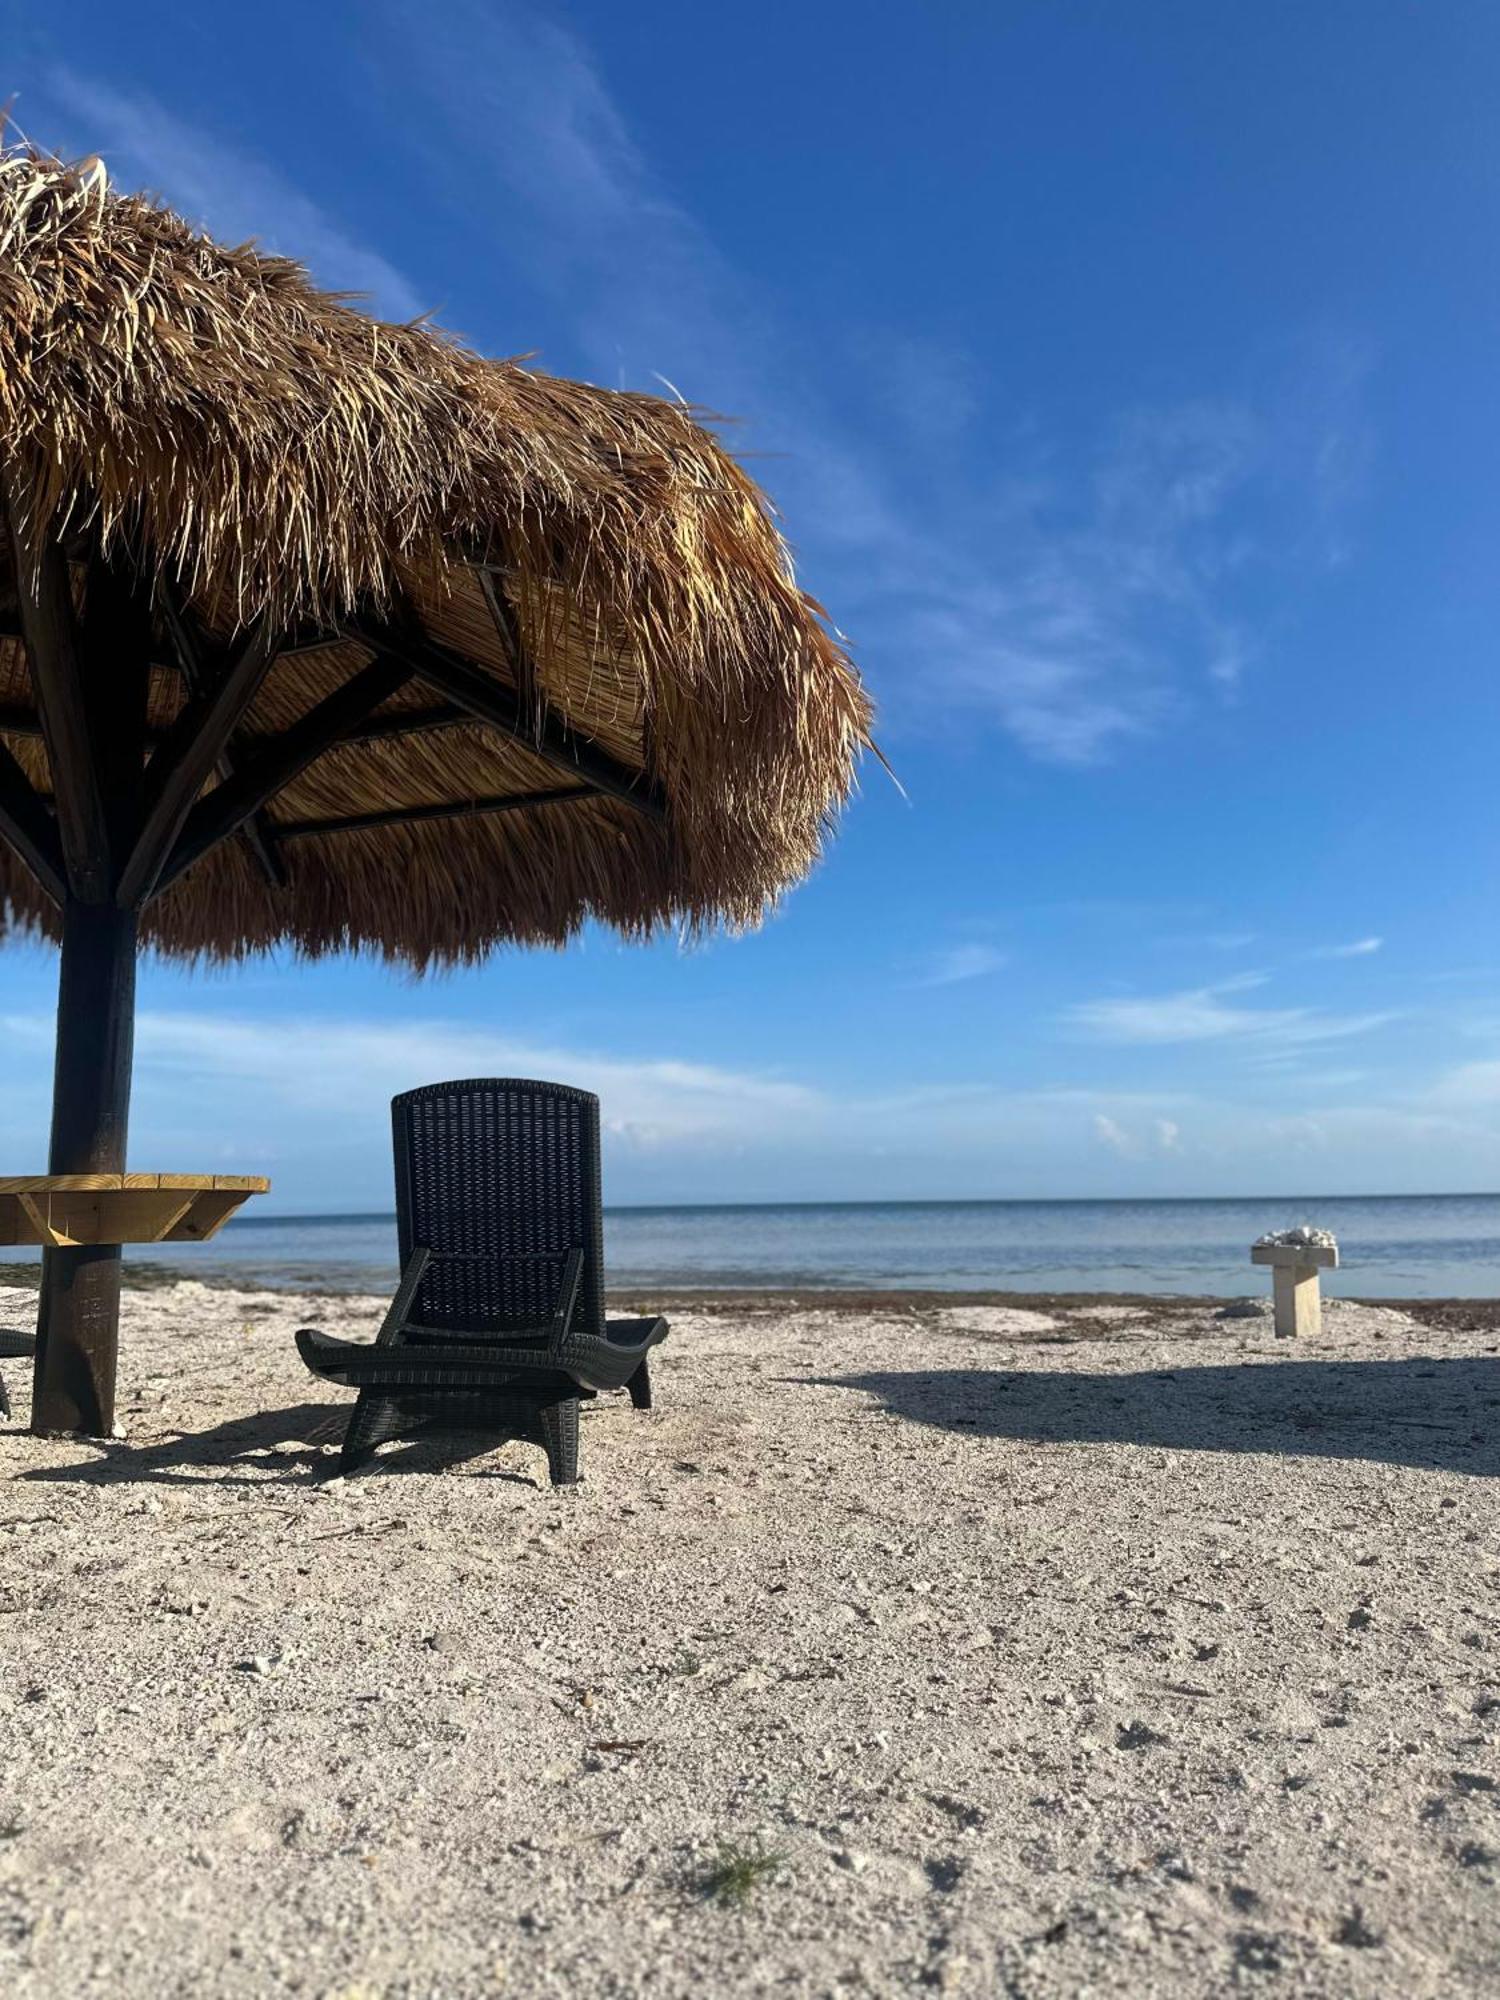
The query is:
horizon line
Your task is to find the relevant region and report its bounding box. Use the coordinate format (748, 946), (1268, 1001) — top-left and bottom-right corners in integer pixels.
(222, 1188), (1500, 1225)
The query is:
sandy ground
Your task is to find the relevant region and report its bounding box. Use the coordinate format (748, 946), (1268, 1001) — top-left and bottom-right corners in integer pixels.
(1, 1283), (1498, 1999)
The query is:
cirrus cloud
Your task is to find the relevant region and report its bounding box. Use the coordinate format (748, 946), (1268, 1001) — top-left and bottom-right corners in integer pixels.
(1065, 973), (1396, 1048)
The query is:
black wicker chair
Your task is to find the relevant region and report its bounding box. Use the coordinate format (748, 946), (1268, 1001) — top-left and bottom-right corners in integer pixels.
(296, 1080), (667, 1484)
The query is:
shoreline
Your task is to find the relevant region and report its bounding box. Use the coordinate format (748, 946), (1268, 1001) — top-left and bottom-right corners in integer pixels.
(2, 1264), (1498, 1336)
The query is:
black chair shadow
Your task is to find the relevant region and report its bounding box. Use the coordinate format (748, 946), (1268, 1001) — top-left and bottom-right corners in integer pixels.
(17, 1398), (555, 1489)
(349, 1427), (545, 1487)
(0, 1326), (35, 1358)
(817, 1355), (1500, 1477)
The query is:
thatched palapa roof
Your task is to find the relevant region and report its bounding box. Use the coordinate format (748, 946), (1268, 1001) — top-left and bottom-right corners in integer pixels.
(0, 149), (870, 963)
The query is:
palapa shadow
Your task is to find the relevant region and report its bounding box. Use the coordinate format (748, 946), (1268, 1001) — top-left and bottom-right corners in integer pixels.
(816, 1354), (1500, 1477)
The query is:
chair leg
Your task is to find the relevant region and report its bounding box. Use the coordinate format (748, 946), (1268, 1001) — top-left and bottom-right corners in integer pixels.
(626, 1354), (652, 1411)
(537, 1397), (581, 1486)
(340, 1391), (404, 1475)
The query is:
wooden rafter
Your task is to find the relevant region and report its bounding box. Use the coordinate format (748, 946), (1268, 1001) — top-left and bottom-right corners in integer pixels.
(152, 652), (415, 896)
(0, 706), (173, 747)
(0, 735), (66, 903)
(276, 784), (596, 841)
(157, 589), (286, 893)
(1, 691), (547, 759)
(348, 617), (668, 823)
(330, 700), (470, 747)
(0, 705), (63, 742)
(116, 614), (277, 907)
(474, 564), (537, 714)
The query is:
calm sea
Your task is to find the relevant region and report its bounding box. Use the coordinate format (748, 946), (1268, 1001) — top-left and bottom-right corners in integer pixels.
(8, 1192), (1496, 1297)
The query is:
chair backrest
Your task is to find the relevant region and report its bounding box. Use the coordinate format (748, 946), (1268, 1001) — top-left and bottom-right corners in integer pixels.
(392, 1079), (606, 1337)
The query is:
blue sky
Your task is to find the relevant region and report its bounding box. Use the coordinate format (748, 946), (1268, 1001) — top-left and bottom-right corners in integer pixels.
(4, 0), (1500, 1208)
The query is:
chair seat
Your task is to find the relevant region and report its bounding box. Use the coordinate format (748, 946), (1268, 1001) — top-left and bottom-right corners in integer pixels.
(603, 1316), (670, 1347)
(296, 1327), (567, 1388)
(402, 1315), (665, 1348)
(296, 1314), (667, 1395)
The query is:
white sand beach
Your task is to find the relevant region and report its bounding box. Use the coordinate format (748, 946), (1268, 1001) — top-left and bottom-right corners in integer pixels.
(2, 1283), (1498, 1998)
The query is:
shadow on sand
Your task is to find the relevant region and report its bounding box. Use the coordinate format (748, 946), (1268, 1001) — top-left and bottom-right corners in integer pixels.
(14, 1397), (548, 1489)
(818, 1354), (1500, 1477)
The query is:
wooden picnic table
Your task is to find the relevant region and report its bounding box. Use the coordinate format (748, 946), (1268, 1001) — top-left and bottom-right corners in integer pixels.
(0, 1174), (269, 1249)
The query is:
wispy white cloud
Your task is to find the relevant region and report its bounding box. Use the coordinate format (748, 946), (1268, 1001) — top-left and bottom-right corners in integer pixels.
(898, 578), (1171, 766)
(5, 1001), (1499, 1202)
(1429, 1060), (1500, 1108)
(1089, 1108), (1192, 1160)
(123, 1011), (820, 1152)
(853, 367), (1366, 763)
(20, 13), (1368, 776)
(1065, 973), (1396, 1048)
(0, 1010), (1198, 1198)
(852, 329), (981, 449)
(1313, 936), (1384, 959)
(28, 69), (426, 320)
(915, 943), (1007, 988)
(1093, 1113), (1134, 1155)
(363, 0), (1367, 770)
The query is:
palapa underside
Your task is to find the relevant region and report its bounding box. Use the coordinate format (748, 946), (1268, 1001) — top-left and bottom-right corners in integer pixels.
(0, 148), (871, 964)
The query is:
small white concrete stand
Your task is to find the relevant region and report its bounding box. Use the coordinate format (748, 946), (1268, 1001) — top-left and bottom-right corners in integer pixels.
(1251, 1240), (1338, 1338)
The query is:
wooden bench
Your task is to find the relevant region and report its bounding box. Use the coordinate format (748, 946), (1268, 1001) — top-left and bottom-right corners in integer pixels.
(0, 1174), (269, 1249)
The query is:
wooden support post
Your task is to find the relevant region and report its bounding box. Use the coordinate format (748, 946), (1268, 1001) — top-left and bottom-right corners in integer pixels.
(32, 899), (138, 1434)
(25, 538), (153, 1436)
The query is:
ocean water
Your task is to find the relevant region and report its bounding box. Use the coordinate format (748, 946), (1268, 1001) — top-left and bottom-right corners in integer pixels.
(8, 1192), (1496, 1297)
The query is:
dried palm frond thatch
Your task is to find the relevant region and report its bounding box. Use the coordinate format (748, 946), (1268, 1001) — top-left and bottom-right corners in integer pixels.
(0, 147), (871, 964)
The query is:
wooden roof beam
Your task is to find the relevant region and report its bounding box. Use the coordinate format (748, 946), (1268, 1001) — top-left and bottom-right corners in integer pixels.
(2, 698), (472, 754)
(0, 735), (66, 904)
(473, 564), (537, 714)
(348, 617), (667, 824)
(277, 784), (596, 841)
(156, 589), (286, 893)
(116, 611), (278, 907)
(0, 705), (57, 742)
(152, 652), (415, 897)
(330, 700), (470, 747)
